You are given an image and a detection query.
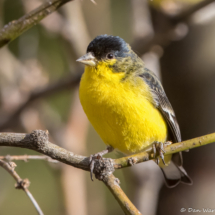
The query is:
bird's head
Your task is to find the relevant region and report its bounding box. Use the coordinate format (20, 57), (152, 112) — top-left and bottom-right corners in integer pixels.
(77, 35), (141, 74)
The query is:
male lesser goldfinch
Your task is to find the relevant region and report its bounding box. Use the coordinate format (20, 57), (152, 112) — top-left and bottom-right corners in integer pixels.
(77, 35), (192, 187)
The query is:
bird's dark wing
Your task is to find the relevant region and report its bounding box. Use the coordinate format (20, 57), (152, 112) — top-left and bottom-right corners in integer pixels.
(138, 68), (181, 143)
(138, 68), (193, 186)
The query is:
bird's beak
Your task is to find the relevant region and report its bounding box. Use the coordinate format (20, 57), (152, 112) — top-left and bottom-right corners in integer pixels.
(76, 52), (96, 67)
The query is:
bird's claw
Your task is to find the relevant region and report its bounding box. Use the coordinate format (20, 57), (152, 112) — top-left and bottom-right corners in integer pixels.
(89, 146), (114, 181)
(153, 141), (171, 165)
(89, 153), (101, 181)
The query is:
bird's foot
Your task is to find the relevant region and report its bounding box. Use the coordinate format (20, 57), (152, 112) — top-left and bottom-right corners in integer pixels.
(152, 141), (172, 165)
(89, 146), (113, 181)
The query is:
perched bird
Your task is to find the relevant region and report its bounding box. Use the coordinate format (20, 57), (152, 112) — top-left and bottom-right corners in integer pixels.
(77, 35), (192, 187)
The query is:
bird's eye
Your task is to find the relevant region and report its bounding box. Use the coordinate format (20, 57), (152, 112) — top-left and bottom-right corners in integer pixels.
(106, 53), (114, 59)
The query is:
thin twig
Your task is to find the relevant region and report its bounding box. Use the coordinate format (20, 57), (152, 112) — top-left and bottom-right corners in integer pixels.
(0, 154), (58, 163)
(0, 0), (72, 48)
(0, 159), (44, 215)
(132, 0), (215, 55)
(171, 0), (215, 24)
(0, 72), (82, 130)
(24, 189), (44, 215)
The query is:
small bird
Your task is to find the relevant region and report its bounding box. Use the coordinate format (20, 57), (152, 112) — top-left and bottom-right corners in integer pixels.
(77, 35), (192, 187)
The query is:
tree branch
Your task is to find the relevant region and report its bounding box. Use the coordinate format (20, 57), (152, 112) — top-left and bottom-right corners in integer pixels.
(1, 130), (215, 214)
(0, 155), (59, 163)
(0, 72), (82, 130)
(0, 0), (72, 48)
(103, 174), (142, 215)
(132, 0), (215, 55)
(0, 130), (89, 170)
(0, 159), (44, 215)
(1, 130), (215, 172)
(171, 0), (215, 24)
(113, 132), (215, 169)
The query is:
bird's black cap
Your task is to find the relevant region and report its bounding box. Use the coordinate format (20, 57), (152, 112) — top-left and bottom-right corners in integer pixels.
(87, 35), (130, 60)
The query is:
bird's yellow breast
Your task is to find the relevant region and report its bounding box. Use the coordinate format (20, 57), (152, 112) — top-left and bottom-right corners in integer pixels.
(79, 63), (167, 154)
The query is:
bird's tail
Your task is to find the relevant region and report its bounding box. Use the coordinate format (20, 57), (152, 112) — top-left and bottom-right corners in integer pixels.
(159, 152), (193, 188)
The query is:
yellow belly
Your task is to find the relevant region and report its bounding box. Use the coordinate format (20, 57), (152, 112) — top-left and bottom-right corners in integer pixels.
(79, 66), (167, 154)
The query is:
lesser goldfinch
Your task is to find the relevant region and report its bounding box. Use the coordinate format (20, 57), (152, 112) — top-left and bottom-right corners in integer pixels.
(77, 35), (192, 187)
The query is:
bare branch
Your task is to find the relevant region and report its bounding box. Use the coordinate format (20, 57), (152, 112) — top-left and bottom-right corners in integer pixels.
(0, 72), (82, 130)
(113, 132), (215, 169)
(0, 159), (44, 215)
(0, 130), (215, 174)
(132, 0), (215, 55)
(102, 174), (142, 215)
(0, 130), (89, 170)
(0, 130), (215, 214)
(0, 0), (72, 48)
(171, 0), (215, 24)
(24, 189), (44, 215)
(0, 154), (59, 163)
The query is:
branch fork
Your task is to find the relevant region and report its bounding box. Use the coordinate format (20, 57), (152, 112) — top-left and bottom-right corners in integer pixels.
(92, 157), (115, 181)
(1, 130), (215, 215)
(15, 178), (30, 189)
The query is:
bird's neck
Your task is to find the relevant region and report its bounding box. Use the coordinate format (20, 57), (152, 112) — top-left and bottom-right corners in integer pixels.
(84, 63), (126, 84)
